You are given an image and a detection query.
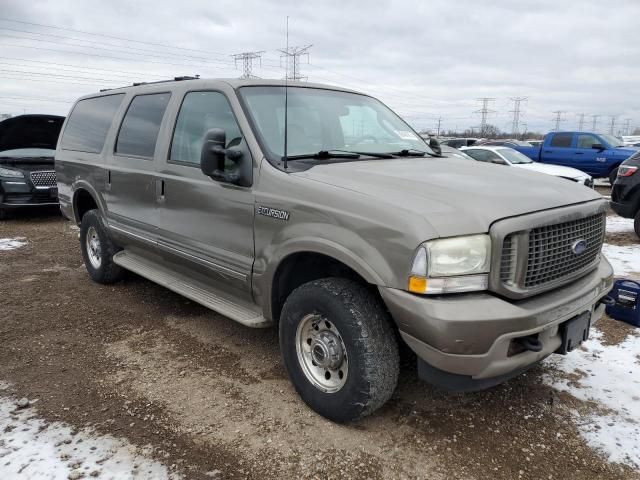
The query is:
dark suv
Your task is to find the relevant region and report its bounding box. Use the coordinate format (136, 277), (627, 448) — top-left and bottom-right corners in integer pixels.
(0, 114), (65, 219)
(611, 151), (640, 238)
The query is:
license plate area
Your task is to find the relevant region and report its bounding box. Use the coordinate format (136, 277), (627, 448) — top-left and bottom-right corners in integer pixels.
(557, 311), (591, 354)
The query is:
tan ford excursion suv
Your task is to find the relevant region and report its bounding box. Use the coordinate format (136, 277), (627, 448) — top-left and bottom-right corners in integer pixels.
(56, 77), (613, 422)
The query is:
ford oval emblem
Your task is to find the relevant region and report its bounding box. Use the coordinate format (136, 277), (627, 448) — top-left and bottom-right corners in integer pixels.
(572, 239), (587, 255)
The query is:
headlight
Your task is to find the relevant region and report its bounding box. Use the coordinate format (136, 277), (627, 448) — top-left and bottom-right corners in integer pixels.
(408, 234), (491, 294)
(0, 166), (23, 178)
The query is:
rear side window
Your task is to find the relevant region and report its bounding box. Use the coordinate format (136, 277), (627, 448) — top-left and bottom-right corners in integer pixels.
(61, 94), (124, 153)
(550, 133), (573, 148)
(116, 93), (171, 158)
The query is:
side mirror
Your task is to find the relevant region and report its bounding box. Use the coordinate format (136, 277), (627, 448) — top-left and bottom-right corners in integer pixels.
(200, 128), (249, 186)
(491, 158), (506, 165)
(591, 143), (604, 151)
(429, 137), (442, 155)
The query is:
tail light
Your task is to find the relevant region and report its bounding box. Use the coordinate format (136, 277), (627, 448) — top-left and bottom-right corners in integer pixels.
(618, 165), (638, 177)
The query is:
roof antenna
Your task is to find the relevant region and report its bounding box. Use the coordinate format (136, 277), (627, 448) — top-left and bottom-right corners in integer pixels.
(283, 16), (289, 170)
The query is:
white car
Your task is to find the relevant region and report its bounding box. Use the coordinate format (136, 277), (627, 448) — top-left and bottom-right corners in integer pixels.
(460, 146), (593, 187)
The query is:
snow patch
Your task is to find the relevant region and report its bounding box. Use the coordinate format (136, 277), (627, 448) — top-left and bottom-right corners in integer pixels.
(0, 237), (27, 251)
(606, 216), (635, 234)
(0, 395), (179, 479)
(602, 243), (640, 276)
(544, 329), (640, 470)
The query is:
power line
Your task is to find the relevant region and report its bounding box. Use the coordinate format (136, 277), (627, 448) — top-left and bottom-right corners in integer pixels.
(590, 114), (600, 131)
(279, 45), (312, 81)
(577, 113), (586, 131)
(231, 51), (264, 79)
(475, 98), (495, 136)
(609, 115), (617, 135)
(552, 110), (565, 131)
(509, 97), (527, 136)
(623, 118), (632, 135)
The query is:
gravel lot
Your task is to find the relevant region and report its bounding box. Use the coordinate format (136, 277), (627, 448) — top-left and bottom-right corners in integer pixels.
(1, 197), (639, 480)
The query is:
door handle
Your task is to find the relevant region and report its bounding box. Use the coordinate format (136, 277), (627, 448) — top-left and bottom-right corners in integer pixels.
(156, 178), (165, 203)
(575, 152), (584, 155)
(105, 170), (111, 191)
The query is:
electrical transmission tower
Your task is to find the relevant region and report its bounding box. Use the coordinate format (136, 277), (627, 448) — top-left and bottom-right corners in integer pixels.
(623, 118), (631, 135)
(609, 116), (617, 135)
(475, 98), (495, 136)
(509, 97), (527, 136)
(435, 117), (442, 136)
(552, 111), (565, 131)
(590, 114), (600, 132)
(231, 51), (265, 79)
(279, 45), (312, 81)
(577, 113), (586, 131)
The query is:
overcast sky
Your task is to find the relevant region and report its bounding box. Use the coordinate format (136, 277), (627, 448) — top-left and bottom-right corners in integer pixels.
(1, 0), (639, 135)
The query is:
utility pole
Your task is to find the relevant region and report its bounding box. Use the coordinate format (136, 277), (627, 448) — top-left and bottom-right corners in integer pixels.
(609, 115), (617, 135)
(475, 98), (495, 136)
(623, 118), (631, 135)
(279, 45), (312, 81)
(231, 51), (265, 79)
(577, 113), (586, 131)
(552, 110), (565, 131)
(435, 117), (442, 136)
(591, 114), (600, 132)
(509, 97), (527, 136)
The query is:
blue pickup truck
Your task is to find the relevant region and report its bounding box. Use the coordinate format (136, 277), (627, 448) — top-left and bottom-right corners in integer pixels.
(512, 131), (638, 183)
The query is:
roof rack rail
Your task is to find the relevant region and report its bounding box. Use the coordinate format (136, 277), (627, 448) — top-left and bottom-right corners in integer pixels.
(100, 75), (200, 92)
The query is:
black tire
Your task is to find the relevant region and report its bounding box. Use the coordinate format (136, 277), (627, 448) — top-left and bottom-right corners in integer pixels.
(609, 167), (619, 185)
(635, 210), (640, 240)
(79, 209), (124, 284)
(0, 209), (6, 220)
(279, 278), (400, 423)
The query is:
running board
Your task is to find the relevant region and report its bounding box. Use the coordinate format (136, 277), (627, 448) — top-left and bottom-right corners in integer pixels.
(113, 251), (271, 328)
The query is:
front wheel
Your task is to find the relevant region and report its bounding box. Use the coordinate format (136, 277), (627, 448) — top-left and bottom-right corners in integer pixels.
(279, 278), (400, 423)
(609, 167), (619, 185)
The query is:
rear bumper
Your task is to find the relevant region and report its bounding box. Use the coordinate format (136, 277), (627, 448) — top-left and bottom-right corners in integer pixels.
(610, 200), (636, 218)
(379, 257), (613, 385)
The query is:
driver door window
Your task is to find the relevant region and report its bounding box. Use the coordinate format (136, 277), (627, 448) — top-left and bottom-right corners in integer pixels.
(576, 134), (599, 149)
(170, 91), (242, 171)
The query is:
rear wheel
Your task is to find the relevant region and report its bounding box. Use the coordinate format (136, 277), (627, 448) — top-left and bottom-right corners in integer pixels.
(279, 278), (399, 423)
(635, 210), (640, 240)
(609, 167), (619, 185)
(80, 209), (124, 284)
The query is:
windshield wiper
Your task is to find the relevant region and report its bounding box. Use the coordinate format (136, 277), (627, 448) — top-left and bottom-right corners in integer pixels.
(285, 149), (395, 161)
(393, 148), (440, 158)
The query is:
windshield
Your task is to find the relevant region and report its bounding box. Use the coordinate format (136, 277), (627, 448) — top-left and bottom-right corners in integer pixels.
(0, 147), (55, 158)
(498, 148), (533, 164)
(239, 86), (433, 160)
(600, 134), (624, 148)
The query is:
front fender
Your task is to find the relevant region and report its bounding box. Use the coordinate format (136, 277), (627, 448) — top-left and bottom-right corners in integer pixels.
(252, 222), (399, 319)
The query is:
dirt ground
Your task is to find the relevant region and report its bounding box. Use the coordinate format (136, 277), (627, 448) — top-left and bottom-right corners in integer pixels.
(1, 202), (639, 480)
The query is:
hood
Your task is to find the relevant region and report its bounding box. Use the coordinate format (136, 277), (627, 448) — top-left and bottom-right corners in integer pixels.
(513, 162), (589, 179)
(293, 157), (602, 237)
(614, 146), (639, 157)
(0, 114), (65, 152)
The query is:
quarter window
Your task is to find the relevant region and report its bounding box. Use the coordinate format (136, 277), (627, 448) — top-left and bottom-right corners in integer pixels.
(170, 91), (242, 165)
(60, 94), (124, 153)
(549, 133), (573, 148)
(116, 93), (171, 158)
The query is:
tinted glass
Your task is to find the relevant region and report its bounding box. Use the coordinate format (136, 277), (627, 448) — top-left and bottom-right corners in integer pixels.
(550, 133), (573, 148)
(61, 94), (124, 153)
(170, 91), (242, 165)
(116, 93), (171, 158)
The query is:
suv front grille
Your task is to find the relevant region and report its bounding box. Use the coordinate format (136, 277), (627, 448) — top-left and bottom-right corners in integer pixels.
(500, 212), (605, 292)
(30, 170), (57, 187)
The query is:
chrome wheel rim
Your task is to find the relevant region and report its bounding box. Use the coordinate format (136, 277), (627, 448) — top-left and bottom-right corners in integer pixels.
(86, 226), (102, 269)
(295, 313), (348, 393)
